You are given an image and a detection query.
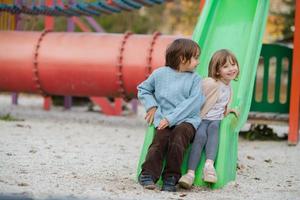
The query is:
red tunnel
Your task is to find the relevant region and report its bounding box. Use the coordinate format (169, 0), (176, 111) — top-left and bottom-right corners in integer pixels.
(0, 31), (179, 98)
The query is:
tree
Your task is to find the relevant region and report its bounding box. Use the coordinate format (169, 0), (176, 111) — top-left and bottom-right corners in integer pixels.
(266, 0), (295, 43)
(95, 0), (201, 35)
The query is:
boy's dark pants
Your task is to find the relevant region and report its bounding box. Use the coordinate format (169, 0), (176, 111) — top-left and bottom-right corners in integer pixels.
(141, 122), (195, 183)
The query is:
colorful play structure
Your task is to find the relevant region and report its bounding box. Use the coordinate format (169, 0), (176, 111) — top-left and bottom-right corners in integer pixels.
(0, 0), (299, 188)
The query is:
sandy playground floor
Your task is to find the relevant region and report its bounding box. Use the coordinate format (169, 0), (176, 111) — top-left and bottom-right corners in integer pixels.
(0, 94), (299, 200)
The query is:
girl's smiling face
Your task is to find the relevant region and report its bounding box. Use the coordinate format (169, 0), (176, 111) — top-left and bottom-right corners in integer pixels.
(219, 59), (239, 84)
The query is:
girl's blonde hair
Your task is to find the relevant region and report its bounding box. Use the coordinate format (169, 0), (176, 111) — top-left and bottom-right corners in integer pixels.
(208, 49), (239, 80)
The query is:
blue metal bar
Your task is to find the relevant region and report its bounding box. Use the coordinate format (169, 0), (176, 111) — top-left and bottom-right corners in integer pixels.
(133, 0), (155, 6)
(121, 0), (142, 9)
(149, 0), (164, 4)
(112, 0), (134, 10)
(76, 3), (100, 16)
(88, 2), (112, 14)
(0, 0), (166, 16)
(95, 1), (121, 13)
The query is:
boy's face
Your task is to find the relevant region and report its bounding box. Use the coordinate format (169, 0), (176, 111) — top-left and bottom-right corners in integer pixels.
(179, 56), (199, 72)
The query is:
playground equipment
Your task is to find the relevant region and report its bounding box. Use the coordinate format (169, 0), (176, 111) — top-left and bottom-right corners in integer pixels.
(0, 31), (176, 97)
(1, 0), (153, 112)
(248, 1), (300, 145)
(138, 0), (269, 188)
(249, 44), (292, 126)
(0, 0), (299, 189)
(0, 0), (167, 16)
(289, 0), (300, 145)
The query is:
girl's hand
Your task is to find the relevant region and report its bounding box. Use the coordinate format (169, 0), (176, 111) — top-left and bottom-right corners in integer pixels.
(145, 107), (157, 124)
(227, 108), (239, 117)
(157, 118), (169, 130)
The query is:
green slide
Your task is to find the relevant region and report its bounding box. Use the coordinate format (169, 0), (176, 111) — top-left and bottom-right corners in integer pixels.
(137, 0), (269, 189)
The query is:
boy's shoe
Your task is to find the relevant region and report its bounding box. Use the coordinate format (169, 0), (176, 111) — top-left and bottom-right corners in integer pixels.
(203, 164), (217, 183)
(178, 173), (194, 189)
(138, 173), (156, 190)
(161, 176), (177, 192)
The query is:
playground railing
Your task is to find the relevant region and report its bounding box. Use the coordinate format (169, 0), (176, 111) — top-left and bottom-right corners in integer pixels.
(248, 43), (293, 125)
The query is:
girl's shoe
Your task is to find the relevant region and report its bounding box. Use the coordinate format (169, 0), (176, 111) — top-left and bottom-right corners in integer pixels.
(178, 174), (194, 189)
(203, 164), (217, 183)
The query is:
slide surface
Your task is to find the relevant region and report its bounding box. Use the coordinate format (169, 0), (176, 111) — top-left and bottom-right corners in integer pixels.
(137, 0), (269, 189)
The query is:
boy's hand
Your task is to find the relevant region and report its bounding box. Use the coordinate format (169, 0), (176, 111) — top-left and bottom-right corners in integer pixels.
(145, 107), (157, 124)
(157, 118), (169, 130)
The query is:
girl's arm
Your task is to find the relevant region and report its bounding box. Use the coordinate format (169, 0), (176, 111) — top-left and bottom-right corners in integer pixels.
(224, 87), (239, 118)
(165, 76), (205, 127)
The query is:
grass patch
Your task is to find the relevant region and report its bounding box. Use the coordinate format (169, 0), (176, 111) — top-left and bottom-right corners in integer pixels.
(0, 113), (23, 122)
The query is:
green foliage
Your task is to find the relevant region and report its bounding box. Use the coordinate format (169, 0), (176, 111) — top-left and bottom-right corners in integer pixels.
(161, 0), (201, 35)
(52, 96), (90, 106)
(0, 113), (21, 122)
(270, 0), (295, 42)
(20, 15), (67, 32)
(95, 5), (165, 34)
(16, 1), (202, 35)
(94, 0), (201, 35)
(239, 125), (287, 141)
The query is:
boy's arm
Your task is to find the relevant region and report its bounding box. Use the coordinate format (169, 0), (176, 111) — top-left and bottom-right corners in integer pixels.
(145, 107), (157, 124)
(137, 72), (158, 112)
(165, 76), (205, 127)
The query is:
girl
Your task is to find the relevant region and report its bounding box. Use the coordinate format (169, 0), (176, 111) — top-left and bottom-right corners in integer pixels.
(178, 49), (239, 189)
(137, 38), (205, 192)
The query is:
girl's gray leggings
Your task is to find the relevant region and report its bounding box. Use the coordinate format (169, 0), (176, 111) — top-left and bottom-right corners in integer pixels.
(188, 119), (221, 171)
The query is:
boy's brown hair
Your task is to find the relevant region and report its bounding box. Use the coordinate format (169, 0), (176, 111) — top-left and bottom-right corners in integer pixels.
(208, 49), (240, 80)
(165, 38), (200, 70)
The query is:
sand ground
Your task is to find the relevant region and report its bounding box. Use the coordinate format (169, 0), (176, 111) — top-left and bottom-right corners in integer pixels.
(0, 94), (299, 200)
